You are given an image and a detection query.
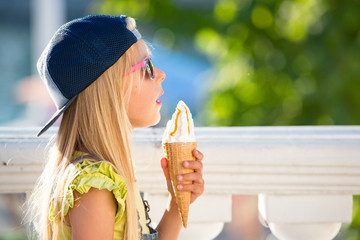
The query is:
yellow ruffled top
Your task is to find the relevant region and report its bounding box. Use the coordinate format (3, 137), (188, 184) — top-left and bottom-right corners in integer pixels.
(49, 151), (150, 239)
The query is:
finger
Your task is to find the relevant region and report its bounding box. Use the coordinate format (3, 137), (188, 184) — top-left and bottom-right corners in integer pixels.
(160, 157), (168, 172)
(177, 172), (204, 184)
(160, 158), (172, 186)
(192, 149), (204, 161)
(177, 183), (204, 196)
(160, 158), (178, 200)
(183, 160), (203, 171)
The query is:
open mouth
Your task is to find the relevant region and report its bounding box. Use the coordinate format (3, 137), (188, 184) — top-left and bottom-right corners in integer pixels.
(157, 91), (164, 104)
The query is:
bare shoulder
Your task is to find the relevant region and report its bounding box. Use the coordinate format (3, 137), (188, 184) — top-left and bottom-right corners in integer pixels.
(68, 188), (117, 240)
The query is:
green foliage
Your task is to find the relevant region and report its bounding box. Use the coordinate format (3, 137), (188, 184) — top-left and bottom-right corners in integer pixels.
(0, 231), (27, 240)
(341, 196), (360, 240)
(95, 0), (360, 127)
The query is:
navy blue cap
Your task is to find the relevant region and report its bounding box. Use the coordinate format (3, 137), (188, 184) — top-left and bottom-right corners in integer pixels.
(37, 15), (141, 136)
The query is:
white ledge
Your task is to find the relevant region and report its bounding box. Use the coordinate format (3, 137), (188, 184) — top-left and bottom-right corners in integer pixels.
(0, 126), (360, 195)
(1, 126), (359, 240)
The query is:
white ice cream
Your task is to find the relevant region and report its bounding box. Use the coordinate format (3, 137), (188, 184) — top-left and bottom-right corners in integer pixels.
(162, 100), (196, 143)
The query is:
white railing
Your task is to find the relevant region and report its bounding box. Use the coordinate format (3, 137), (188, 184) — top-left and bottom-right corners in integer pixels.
(1, 126), (360, 240)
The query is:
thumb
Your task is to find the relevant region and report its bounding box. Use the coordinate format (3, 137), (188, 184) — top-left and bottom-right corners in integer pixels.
(160, 157), (171, 181)
(160, 158), (174, 193)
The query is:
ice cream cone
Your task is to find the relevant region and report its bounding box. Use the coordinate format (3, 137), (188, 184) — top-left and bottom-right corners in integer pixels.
(163, 142), (197, 228)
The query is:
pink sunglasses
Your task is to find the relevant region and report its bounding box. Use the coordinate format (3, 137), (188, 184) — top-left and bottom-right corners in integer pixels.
(130, 57), (155, 80)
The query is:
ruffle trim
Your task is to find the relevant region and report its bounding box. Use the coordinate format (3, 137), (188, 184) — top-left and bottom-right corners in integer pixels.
(49, 159), (127, 222)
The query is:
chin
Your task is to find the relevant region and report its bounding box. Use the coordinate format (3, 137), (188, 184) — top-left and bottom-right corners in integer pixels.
(135, 115), (161, 128)
(149, 115), (161, 127)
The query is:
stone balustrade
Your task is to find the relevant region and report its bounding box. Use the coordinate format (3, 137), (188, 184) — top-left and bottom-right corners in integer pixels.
(0, 126), (359, 239)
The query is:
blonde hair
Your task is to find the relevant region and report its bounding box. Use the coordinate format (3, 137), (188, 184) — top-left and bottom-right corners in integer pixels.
(26, 17), (150, 240)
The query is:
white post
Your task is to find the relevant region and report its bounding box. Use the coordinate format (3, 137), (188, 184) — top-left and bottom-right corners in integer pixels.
(259, 194), (353, 240)
(145, 193), (230, 240)
(30, 0), (66, 74)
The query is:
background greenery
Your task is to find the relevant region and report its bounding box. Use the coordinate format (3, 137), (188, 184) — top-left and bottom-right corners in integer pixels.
(96, 0), (360, 127)
(96, 0), (360, 239)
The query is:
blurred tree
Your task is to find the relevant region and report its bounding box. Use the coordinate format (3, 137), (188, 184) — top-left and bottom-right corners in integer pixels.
(96, 0), (360, 238)
(96, 0), (360, 127)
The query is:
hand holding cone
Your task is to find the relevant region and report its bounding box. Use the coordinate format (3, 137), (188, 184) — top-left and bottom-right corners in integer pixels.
(163, 142), (197, 228)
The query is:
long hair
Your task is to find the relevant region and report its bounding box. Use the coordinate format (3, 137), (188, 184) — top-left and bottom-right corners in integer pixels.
(26, 17), (150, 240)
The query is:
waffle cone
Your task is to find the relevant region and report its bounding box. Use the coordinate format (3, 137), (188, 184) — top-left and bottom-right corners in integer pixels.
(163, 142), (197, 228)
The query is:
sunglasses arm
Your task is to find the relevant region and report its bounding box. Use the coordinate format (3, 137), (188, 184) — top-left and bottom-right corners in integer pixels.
(131, 61), (145, 72)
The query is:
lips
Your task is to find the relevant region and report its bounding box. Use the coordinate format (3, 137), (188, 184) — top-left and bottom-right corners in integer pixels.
(156, 90), (164, 104)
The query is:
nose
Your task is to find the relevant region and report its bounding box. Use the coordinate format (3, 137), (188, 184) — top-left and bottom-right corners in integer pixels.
(154, 67), (166, 83)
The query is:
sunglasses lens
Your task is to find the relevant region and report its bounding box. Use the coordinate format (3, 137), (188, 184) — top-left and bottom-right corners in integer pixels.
(146, 58), (155, 80)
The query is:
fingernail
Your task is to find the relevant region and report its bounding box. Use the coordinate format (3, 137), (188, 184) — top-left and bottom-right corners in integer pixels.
(178, 185), (183, 190)
(184, 161), (189, 167)
(177, 175), (183, 181)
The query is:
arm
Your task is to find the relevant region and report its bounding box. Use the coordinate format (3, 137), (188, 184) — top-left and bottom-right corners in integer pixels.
(155, 194), (182, 240)
(157, 149), (205, 240)
(68, 188), (117, 240)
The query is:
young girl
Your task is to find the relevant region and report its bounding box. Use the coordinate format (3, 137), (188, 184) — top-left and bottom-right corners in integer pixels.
(26, 15), (204, 240)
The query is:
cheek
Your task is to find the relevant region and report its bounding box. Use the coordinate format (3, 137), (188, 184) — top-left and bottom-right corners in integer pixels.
(126, 80), (161, 128)
(127, 89), (154, 121)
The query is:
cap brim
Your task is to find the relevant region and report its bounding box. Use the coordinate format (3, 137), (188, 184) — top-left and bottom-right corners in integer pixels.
(37, 96), (77, 137)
